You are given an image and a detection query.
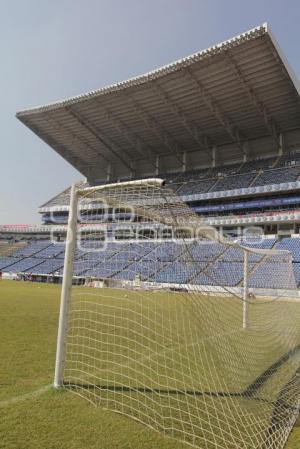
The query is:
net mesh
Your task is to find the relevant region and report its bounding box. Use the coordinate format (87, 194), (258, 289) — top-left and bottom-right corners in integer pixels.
(61, 180), (300, 449)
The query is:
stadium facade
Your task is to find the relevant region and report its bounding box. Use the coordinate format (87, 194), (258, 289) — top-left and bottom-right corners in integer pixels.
(1, 23), (300, 283)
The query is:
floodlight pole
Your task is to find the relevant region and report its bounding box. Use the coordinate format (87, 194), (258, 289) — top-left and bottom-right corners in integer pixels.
(243, 249), (249, 330)
(54, 184), (78, 388)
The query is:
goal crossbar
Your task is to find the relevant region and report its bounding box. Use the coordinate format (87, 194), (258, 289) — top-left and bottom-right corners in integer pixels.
(77, 178), (165, 196)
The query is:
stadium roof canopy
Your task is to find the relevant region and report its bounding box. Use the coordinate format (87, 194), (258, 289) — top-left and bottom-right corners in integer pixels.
(17, 23), (300, 182)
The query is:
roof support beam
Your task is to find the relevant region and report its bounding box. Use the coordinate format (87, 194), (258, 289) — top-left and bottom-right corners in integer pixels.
(182, 151), (187, 172)
(151, 82), (214, 159)
(278, 133), (284, 156)
(66, 107), (133, 171)
(155, 155), (159, 176)
(264, 36), (300, 107)
(224, 51), (280, 147)
(185, 68), (247, 156)
(106, 163), (112, 182)
(212, 146), (216, 168)
(94, 101), (158, 168)
(43, 113), (107, 174)
(126, 94), (183, 163)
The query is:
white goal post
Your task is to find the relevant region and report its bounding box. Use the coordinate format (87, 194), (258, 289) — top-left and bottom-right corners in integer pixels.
(54, 179), (163, 388)
(54, 183), (78, 388)
(53, 179), (299, 449)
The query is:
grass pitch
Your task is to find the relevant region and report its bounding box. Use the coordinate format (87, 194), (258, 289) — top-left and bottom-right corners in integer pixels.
(0, 280), (300, 449)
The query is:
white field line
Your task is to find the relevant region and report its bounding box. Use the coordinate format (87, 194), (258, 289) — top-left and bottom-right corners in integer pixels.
(0, 384), (51, 407)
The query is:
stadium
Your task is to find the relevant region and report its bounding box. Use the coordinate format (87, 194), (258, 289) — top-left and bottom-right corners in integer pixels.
(1, 23), (300, 449)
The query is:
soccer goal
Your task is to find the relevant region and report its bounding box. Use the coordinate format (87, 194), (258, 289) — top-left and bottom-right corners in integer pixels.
(54, 179), (300, 449)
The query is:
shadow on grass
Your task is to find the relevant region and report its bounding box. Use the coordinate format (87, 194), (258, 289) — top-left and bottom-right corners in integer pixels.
(64, 344), (300, 446)
(65, 344), (300, 403)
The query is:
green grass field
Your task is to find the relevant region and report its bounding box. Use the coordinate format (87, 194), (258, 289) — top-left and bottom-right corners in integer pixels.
(0, 280), (300, 449)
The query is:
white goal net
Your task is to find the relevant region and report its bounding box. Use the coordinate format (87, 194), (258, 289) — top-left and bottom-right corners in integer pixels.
(54, 179), (300, 449)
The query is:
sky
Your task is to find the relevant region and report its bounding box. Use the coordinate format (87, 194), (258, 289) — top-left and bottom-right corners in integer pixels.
(1, 0), (300, 224)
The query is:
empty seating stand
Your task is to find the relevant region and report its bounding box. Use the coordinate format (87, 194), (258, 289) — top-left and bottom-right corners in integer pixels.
(1, 237), (300, 288)
(164, 156), (300, 196)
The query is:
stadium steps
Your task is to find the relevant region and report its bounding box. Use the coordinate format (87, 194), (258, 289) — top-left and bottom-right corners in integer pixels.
(13, 241), (54, 259)
(271, 156), (281, 169)
(232, 161), (248, 173)
(71, 252), (121, 277)
(249, 169), (263, 187)
(53, 243), (125, 277)
(29, 242), (54, 257)
(73, 243), (151, 277)
(0, 257), (23, 270)
(111, 244), (158, 280)
(185, 244), (229, 284)
(0, 241), (27, 257)
(0, 242), (65, 274)
(140, 243), (187, 282)
(207, 178), (219, 192)
(4, 258), (46, 273)
(31, 259), (65, 275)
(171, 183), (184, 195)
